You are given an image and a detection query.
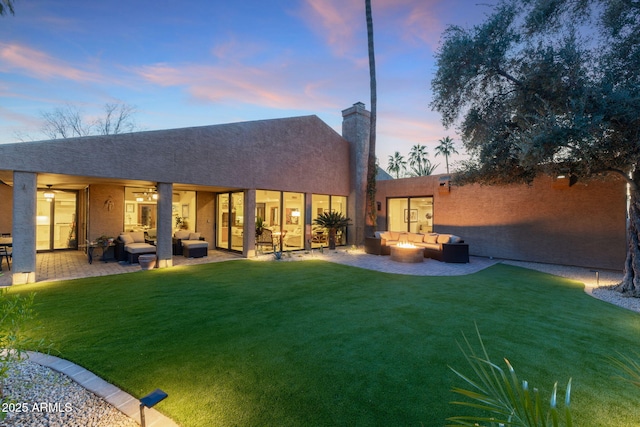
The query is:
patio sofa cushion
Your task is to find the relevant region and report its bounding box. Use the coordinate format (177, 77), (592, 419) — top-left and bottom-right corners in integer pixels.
(174, 230), (192, 240)
(172, 231), (205, 255)
(119, 233), (134, 245)
(409, 233), (424, 243)
(128, 231), (146, 243)
(125, 243), (157, 254)
(117, 232), (156, 263)
(182, 240), (208, 258)
(424, 233), (438, 244)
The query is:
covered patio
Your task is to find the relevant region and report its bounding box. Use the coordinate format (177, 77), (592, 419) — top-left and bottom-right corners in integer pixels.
(0, 249), (242, 287)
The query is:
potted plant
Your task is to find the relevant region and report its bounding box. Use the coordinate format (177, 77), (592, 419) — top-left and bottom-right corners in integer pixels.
(313, 211), (351, 250)
(256, 217), (265, 237)
(95, 235), (113, 247)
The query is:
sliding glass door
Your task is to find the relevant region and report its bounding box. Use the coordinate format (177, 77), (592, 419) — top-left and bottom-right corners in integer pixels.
(216, 191), (244, 252)
(36, 190), (78, 251)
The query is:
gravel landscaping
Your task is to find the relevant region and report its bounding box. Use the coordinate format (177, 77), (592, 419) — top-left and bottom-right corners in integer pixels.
(1, 360), (137, 427)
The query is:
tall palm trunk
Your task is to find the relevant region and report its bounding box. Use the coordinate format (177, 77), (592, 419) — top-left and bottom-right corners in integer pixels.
(365, 0), (377, 237)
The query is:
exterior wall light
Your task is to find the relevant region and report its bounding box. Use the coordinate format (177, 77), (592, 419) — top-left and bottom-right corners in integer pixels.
(44, 185), (55, 202)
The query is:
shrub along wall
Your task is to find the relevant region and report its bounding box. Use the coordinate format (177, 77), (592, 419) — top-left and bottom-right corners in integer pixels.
(376, 174), (626, 270)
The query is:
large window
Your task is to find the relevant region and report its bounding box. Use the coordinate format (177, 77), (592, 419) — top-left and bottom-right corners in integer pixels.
(283, 192), (304, 250)
(387, 196), (433, 233)
(310, 194), (347, 247)
(124, 187), (196, 240)
(172, 190), (197, 233)
(255, 191), (346, 252)
(255, 190), (280, 253)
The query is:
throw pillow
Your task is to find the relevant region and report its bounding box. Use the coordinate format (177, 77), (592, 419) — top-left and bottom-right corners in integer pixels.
(119, 233), (134, 244)
(189, 232), (201, 240)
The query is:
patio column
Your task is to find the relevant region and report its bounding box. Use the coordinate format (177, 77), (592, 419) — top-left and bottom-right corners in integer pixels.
(12, 171), (37, 285)
(244, 189), (256, 257)
(156, 182), (173, 268)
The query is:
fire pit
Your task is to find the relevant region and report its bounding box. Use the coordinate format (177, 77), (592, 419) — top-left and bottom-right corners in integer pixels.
(390, 243), (424, 263)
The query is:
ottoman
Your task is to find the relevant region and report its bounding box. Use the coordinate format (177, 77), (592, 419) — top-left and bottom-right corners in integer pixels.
(183, 240), (209, 258)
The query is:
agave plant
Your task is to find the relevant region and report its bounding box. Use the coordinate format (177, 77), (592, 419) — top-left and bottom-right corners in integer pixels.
(447, 324), (572, 427)
(313, 211), (351, 250)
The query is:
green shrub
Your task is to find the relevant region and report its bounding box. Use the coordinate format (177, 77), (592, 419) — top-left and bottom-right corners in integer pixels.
(0, 290), (48, 418)
(447, 324), (572, 427)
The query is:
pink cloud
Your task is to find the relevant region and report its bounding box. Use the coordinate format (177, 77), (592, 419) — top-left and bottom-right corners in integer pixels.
(402, 1), (446, 49)
(295, 0), (363, 59)
(0, 43), (101, 82)
(134, 61), (332, 110)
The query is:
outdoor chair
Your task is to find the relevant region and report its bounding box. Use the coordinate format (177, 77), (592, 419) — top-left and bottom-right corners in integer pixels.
(0, 245), (11, 271)
(256, 228), (274, 252)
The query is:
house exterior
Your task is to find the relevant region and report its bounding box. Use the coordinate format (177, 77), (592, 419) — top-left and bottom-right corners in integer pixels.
(0, 102), (627, 285)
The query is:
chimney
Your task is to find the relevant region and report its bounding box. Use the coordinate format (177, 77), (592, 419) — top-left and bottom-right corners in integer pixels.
(342, 102), (370, 246)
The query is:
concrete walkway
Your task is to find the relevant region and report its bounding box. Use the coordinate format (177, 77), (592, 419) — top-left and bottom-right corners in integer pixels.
(0, 249), (242, 287)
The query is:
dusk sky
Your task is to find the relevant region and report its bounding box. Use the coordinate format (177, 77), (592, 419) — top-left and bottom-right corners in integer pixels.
(0, 0), (498, 174)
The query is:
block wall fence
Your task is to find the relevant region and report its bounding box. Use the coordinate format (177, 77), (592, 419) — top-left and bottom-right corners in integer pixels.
(376, 174), (627, 271)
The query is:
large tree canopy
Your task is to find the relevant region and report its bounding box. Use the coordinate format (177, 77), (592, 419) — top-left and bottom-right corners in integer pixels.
(431, 0), (640, 293)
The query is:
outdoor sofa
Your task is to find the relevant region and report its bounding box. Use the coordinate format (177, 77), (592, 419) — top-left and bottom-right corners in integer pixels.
(365, 231), (469, 263)
(115, 231), (156, 264)
(172, 230), (209, 258)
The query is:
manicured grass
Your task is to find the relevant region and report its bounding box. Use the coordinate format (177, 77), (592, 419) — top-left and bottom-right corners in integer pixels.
(10, 261), (640, 426)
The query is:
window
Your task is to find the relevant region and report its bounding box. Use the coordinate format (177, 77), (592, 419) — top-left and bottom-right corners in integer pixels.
(387, 196), (433, 233)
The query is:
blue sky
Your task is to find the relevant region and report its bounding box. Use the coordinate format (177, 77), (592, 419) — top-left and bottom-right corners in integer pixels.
(0, 0), (497, 174)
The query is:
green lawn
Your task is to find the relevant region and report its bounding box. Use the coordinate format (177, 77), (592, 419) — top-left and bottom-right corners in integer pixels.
(10, 260), (640, 426)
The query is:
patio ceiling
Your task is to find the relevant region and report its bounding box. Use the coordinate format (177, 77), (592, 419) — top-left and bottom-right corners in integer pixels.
(0, 170), (240, 193)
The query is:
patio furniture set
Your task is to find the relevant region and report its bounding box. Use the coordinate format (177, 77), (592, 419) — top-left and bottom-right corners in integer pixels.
(112, 230), (210, 266)
(364, 231), (469, 263)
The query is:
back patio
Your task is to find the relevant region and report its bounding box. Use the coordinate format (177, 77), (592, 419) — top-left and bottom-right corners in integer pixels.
(0, 249), (242, 287)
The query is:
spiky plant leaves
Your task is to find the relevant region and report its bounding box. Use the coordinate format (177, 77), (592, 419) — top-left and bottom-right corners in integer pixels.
(447, 324), (572, 427)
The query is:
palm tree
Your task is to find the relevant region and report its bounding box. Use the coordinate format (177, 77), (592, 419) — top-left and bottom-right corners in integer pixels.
(387, 152), (406, 178)
(0, 0), (15, 15)
(408, 145), (427, 173)
(434, 136), (459, 174)
(409, 145), (439, 176)
(364, 0), (377, 238)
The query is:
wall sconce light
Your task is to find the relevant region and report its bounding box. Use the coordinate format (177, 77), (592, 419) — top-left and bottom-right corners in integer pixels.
(292, 210), (301, 217)
(139, 388), (168, 427)
(43, 185), (55, 202)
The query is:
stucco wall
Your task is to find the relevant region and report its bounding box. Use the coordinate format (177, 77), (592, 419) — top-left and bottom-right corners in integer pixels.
(88, 185), (124, 242)
(196, 192), (215, 244)
(376, 174), (626, 270)
(0, 116), (351, 197)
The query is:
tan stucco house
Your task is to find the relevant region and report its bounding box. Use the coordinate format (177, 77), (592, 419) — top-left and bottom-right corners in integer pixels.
(0, 102), (627, 285)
